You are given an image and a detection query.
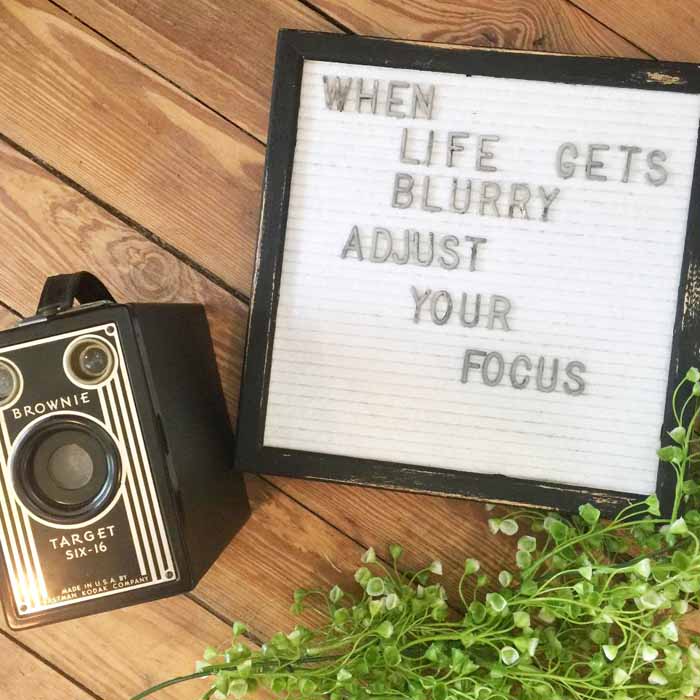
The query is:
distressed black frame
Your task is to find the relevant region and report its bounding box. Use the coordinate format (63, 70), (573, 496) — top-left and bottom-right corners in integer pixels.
(235, 29), (700, 516)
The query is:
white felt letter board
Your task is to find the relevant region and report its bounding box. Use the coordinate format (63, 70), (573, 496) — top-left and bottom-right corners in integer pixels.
(236, 32), (700, 515)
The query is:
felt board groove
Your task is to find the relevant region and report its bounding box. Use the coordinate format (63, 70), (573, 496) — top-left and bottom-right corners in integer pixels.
(235, 30), (700, 515)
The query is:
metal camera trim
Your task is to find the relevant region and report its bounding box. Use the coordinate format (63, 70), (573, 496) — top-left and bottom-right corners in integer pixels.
(7, 411), (126, 529)
(0, 357), (23, 410)
(62, 334), (117, 389)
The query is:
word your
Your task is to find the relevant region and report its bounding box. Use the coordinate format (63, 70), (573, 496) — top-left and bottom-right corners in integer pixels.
(556, 143), (669, 186)
(12, 392), (90, 419)
(462, 350), (586, 395)
(411, 287), (511, 330)
(341, 226), (487, 270)
(392, 173), (561, 221)
(323, 76), (435, 119)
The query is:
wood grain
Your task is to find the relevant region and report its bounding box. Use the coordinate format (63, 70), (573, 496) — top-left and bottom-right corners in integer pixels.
(305, 0), (646, 58)
(267, 477), (515, 599)
(0, 134), (386, 694)
(0, 139), (247, 421)
(0, 632), (95, 699)
(0, 597), (231, 700)
(0, 0), (263, 296)
(570, 0), (700, 61)
(57, 0), (338, 143)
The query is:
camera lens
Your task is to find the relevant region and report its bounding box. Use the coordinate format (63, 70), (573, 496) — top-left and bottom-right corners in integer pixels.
(78, 345), (110, 378)
(47, 444), (94, 491)
(65, 337), (115, 386)
(11, 416), (120, 522)
(0, 359), (21, 407)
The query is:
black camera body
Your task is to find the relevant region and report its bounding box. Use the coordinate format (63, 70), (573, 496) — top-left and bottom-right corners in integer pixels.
(0, 274), (249, 629)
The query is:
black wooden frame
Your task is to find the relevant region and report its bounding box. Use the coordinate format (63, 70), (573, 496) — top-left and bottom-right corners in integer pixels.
(235, 29), (700, 516)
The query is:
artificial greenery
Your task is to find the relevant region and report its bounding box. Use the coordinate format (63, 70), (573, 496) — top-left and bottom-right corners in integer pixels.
(135, 369), (700, 700)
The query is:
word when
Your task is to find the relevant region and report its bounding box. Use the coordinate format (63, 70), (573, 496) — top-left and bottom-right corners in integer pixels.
(411, 287), (511, 330)
(556, 143), (669, 186)
(392, 173), (561, 221)
(462, 350), (586, 395)
(12, 391), (90, 419)
(323, 76), (435, 119)
(341, 226), (487, 270)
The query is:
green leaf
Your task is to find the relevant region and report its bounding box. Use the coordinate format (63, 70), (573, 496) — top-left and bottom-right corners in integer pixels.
(354, 567), (371, 585)
(602, 644), (619, 661)
(499, 519), (519, 536)
(517, 536), (537, 552)
(232, 621), (247, 637)
(672, 550), (691, 570)
(513, 611), (530, 628)
(429, 560), (443, 575)
(228, 679), (248, 698)
(365, 576), (384, 597)
(383, 645), (401, 666)
(516, 550), (532, 569)
(464, 558), (481, 575)
(486, 592), (507, 613)
(612, 668), (630, 686)
(500, 646), (520, 666)
(376, 620), (394, 639)
(389, 543), (403, 561)
(203, 646), (218, 662)
(361, 547), (377, 564)
(645, 494), (661, 516)
(686, 367), (700, 382)
(299, 679), (317, 696)
(469, 601), (487, 624)
(648, 670), (669, 686)
(336, 668), (352, 682)
(661, 620), (679, 642)
(632, 557), (652, 579)
(641, 645), (658, 662)
(669, 517), (689, 535)
(657, 445), (684, 463)
(669, 426), (687, 444)
(498, 570), (513, 587)
(329, 585), (343, 603)
(578, 564), (593, 581)
(384, 593), (399, 610)
(578, 503), (601, 526)
(544, 516), (569, 542)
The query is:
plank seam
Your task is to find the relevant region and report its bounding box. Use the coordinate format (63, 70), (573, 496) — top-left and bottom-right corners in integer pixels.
(0, 627), (106, 700)
(47, 0), (266, 148)
(296, 0), (353, 34)
(563, 0), (654, 58)
(0, 299), (21, 319)
(0, 132), (251, 307)
(185, 591), (266, 647)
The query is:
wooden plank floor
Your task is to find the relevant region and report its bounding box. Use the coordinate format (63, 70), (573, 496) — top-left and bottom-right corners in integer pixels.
(0, 1), (697, 697)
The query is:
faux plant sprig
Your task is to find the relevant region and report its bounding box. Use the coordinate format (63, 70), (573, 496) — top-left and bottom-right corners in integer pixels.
(134, 369), (700, 700)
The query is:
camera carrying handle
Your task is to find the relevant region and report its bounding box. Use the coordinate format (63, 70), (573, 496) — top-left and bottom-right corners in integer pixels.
(37, 272), (115, 316)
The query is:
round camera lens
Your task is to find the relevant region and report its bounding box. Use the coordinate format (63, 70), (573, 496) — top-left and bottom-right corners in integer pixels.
(79, 345), (110, 378)
(47, 443), (94, 491)
(0, 366), (16, 401)
(11, 416), (120, 522)
(65, 337), (115, 386)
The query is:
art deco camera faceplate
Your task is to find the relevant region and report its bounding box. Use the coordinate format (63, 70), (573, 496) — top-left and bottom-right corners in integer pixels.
(0, 274), (249, 629)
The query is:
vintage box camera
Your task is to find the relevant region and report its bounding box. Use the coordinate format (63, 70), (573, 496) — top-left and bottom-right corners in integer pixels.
(0, 273), (249, 629)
